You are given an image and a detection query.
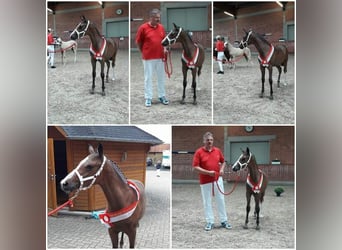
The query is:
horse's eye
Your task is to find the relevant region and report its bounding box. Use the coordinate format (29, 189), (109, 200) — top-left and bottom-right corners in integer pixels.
(86, 165), (93, 171)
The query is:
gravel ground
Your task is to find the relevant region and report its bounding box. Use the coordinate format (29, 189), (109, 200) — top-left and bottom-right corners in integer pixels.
(172, 182), (295, 249)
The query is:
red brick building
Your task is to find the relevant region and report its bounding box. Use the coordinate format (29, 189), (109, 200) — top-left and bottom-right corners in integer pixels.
(172, 126), (294, 183)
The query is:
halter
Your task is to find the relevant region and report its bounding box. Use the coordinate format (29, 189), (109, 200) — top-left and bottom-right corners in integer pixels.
(241, 30), (252, 48)
(71, 20), (90, 39)
(72, 155), (107, 193)
(162, 27), (183, 45)
(233, 152), (252, 170)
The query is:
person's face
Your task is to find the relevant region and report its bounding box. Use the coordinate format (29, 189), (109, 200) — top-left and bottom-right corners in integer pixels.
(150, 13), (161, 26)
(204, 135), (214, 148)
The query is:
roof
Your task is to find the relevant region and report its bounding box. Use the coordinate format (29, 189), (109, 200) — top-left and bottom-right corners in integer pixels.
(60, 126), (163, 145)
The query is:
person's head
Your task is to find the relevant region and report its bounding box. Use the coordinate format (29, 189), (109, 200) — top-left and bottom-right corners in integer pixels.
(48, 28), (53, 33)
(216, 35), (221, 41)
(149, 8), (161, 27)
(203, 132), (214, 149)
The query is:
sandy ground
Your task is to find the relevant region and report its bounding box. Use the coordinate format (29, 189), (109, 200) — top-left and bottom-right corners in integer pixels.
(48, 50), (129, 124)
(172, 182), (295, 249)
(213, 54), (295, 124)
(130, 50), (212, 124)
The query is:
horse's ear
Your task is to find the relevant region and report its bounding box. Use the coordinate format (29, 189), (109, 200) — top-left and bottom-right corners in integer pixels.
(80, 15), (86, 21)
(246, 147), (250, 155)
(89, 144), (95, 154)
(173, 23), (178, 29)
(97, 143), (103, 159)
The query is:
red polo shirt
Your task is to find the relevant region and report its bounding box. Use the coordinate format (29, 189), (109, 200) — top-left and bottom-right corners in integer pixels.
(135, 22), (165, 60)
(216, 40), (225, 52)
(192, 146), (225, 185)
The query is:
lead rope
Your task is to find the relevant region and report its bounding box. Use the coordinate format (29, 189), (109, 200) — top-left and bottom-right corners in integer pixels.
(163, 47), (172, 78)
(212, 173), (241, 196)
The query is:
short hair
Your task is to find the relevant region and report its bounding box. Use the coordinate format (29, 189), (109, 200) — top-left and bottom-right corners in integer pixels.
(149, 8), (161, 17)
(203, 132), (213, 141)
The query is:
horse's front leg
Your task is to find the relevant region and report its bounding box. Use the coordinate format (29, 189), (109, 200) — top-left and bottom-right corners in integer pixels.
(100, 61), (106, 96)
(254, 194), (261, 230)
(244, 191), (251, 229)
(268, 66), (273, 100)
(191, 68), (197, 105)
(127, 229), (137, 249)
(91, 59), (96, 94)
(259, 65), (265, 98)
(108, 228), (119, 248)
(181, 65), (188, 104)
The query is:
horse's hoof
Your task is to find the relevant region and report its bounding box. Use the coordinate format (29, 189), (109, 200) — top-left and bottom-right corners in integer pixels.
(259, 94), (264, 98)
(243, 225), (248, 229)
(90, 89), (95, 94)
(256, 225), (260, 230)
(193, 101), (197, 105)
(180, 100), (185, 104)
(102, 92), (106, 96)
(269, 95), (274, 100)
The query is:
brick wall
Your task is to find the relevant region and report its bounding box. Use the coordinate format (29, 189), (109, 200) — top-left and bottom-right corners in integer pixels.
(47, 2), (129, 49)
(214, 2), (295, 53)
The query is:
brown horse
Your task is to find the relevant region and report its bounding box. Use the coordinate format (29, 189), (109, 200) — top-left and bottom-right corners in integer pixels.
(241, 29), (288, 100)
(70, 15), (118, 96)
(161, 23), (205, 105)
(60, 144), (145, 248)
(232, 147), (268, 230)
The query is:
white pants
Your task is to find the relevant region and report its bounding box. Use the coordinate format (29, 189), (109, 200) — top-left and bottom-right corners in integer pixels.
(47, 45), (55, 66)
(142, 59), (166, 100)
(217, 51), (224, 72)
(200, 177), (228, 224)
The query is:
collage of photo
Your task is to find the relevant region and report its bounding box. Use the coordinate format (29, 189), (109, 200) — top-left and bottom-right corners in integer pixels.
(47, 1), (295, 249)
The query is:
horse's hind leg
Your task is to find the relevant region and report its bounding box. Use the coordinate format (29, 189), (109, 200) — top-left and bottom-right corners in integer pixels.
(111, 53), (117, 81)
(127, 228), (137, 249)
(119, 232), (124, 248)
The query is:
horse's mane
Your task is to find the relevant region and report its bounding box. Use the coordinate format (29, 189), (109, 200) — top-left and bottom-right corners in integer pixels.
(89, 21), (102, 37)
(183, 29), (194, 42)
(109, 160), (128, 184)
(253, 31), (271, 46)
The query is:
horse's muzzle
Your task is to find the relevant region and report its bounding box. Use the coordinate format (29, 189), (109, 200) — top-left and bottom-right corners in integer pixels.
(60, 179), (78, 193)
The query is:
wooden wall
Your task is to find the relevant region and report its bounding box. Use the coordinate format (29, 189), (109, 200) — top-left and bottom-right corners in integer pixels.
(66, 140), (149, 211)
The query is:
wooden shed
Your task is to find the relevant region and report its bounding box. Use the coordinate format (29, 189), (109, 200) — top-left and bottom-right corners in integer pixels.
(48, 126), (163, 212)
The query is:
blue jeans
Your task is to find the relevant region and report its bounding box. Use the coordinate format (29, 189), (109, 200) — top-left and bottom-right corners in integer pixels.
(142, 59), (166, 100)
(200, 177), (228, 224)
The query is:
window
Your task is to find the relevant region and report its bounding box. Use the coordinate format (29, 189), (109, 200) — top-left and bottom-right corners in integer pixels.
(106, 20), (128, 37)
(286, 23), (295, 41)
(166, 7), (208, 31)
(230, 141), (270, 164)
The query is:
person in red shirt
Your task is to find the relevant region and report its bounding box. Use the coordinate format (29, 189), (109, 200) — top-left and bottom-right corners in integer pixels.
(193, 131), (232, 231)
(215, 35), (225, 74)
(136, 9), (169, 107)
(47, 28), (56, 68)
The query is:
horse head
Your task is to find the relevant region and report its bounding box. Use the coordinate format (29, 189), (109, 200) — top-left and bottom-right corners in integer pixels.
(60, 144), (106, 194)
(70, 15), (90, 40)
(240, 29), (253, 48)
(232, 147), (252, 172)
(161, 23), (183, 46)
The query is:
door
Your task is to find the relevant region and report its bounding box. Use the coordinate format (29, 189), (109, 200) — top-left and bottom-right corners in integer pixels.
(47, 138), (57, 214)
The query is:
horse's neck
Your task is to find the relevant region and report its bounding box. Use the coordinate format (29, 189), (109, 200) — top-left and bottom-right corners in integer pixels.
(87, 27), (103, 49)
(179, 34), (196, 58)
(252, 35), (271, 57)
(248, 161), (260, 182)
(98, 163), (133, 212)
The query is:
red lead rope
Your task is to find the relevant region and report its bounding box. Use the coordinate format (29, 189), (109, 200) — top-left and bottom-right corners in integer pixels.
(48, 199), (74, 216)
(163, 50), (172, 78)
(212, 174), (241, 196)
